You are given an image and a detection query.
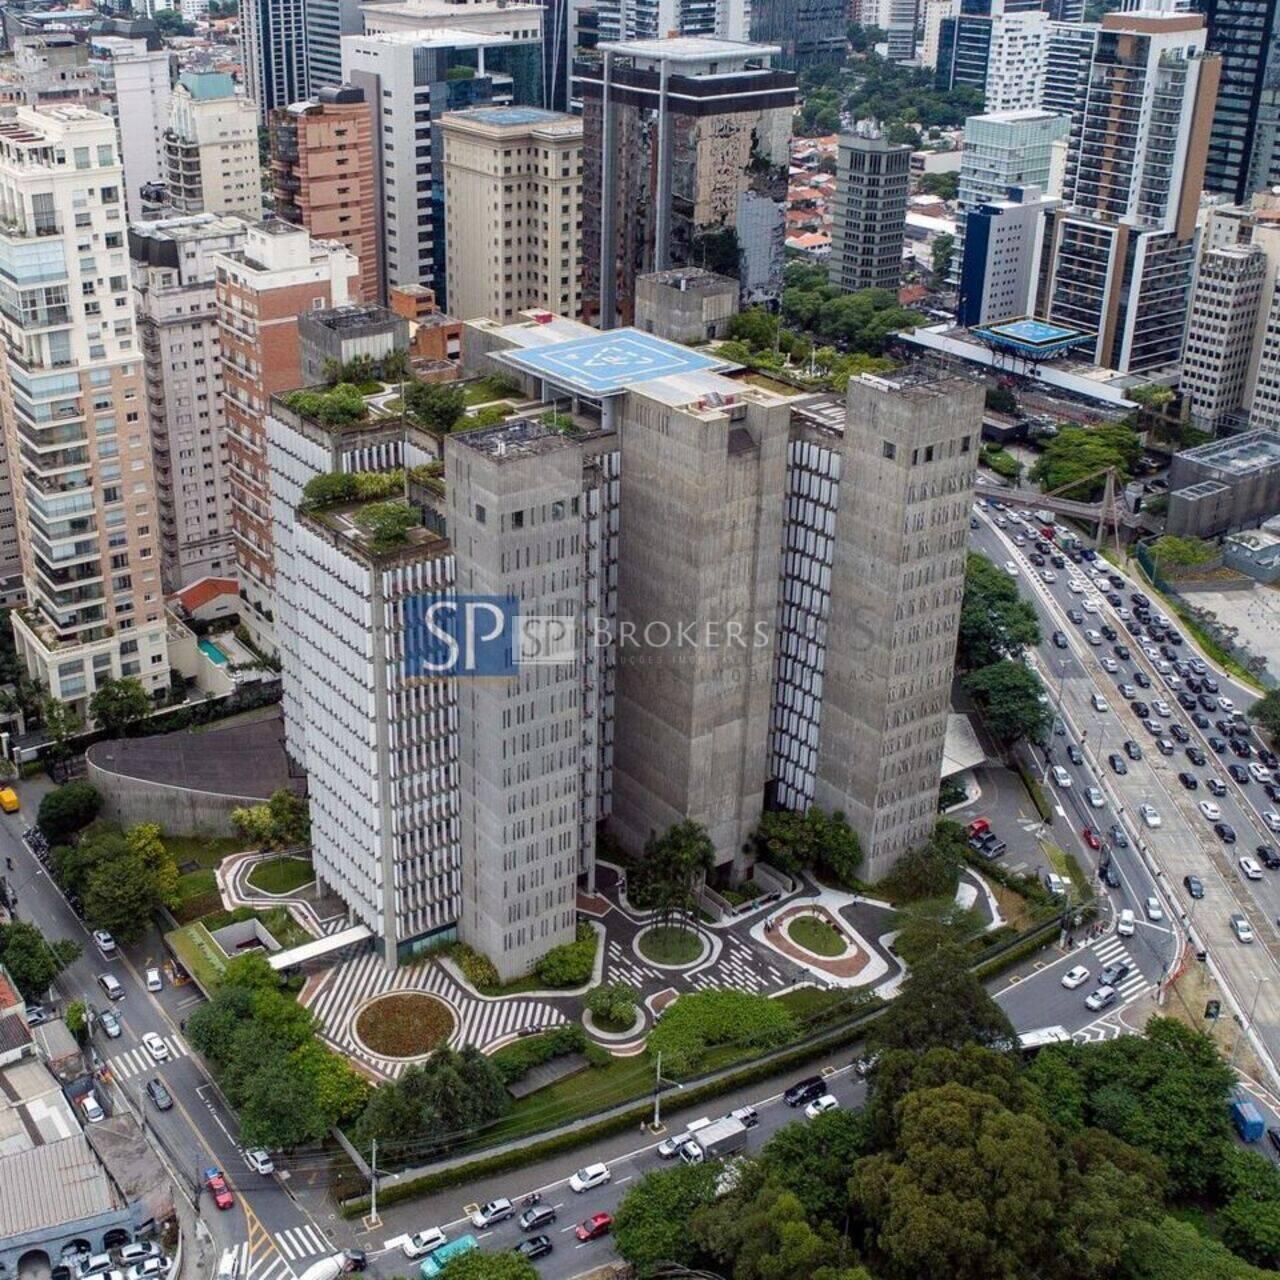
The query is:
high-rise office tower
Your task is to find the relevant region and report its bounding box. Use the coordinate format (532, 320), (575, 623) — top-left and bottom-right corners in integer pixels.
(163, 72), (262, 220)
(578, 37), (797, 327)
(213, 221), (358, 652)
(952, 108), (1068, 283)
(86, 35), (171, 222)
(0, 105), (170, 709)
(957, 184), (1059, 326)
(1038, 13), (1220, 374)
(239, 0), (308, 120)
(303, 0), (364, 93)
(1041, 20), (1095, 122)
(781, 371), (982, 879)
(828, 121), (911, 294)
(750, 0), (853, 66)
(936, 0), (1050, 111)
(342, 26), (545, 307)
(441, 106), (583, 323)
(595, 0), (749, 43)
(1200, 0), (1280, 203)
(921, 0), (958, 67)
(872, 0), (921, 60)
(270, 85), (380, 303)
(129, 214), (245, 592)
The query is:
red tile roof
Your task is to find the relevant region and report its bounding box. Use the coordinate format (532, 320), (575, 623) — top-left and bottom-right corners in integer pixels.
(898, 284), (929, 305)
(0, 967), (20, 1011)
(171, 577), (238, 613)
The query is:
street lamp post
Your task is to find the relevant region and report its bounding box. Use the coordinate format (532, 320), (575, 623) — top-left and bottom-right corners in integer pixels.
(1230, 974), (1267, 1071)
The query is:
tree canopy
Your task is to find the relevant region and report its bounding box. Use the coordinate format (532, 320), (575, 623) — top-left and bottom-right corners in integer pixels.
(752, 806), (862, 886)
(1030, 423), (1144, 498)
(88, 677), (152, 737)
(37, 781), (101, 842)
(958, 554), (1042, 670)
(0, 921), (79, 999)
(963, 659), (1052, 749)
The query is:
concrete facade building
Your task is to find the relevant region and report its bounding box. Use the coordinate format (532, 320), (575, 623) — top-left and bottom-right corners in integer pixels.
(578, 37), (797, 327)
(342, 26), (545, 307)
(214, 221), (358, 652)
(828, 121), (911, 294)
(748, 0), (846, 67)
(1166, 430), (1280, 536)
(129, 214), (245, 592)
(270, 85), (379, 303)
(163, 72), (262, 220)
(0, 35), (104, 110)
(86, 36), (171, 223)
(1037, 13), (1220, 374)
(440, 105), (583, 324)
(782, 372), (982, 879)
(296, 303), (408, 385)
(634, 267), (739, 343)
(0, 106), (169, 708)
(957, 184), (1059, 326)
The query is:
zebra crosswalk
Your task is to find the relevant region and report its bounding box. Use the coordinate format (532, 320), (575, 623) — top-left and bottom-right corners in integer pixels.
(1089, 933), (1152, 1004)
(305, 951), (566, 1075)
(232, 1219), (333, 1280)
(107, 1034), (189, 1080)
(273, 1224), (331, 1264)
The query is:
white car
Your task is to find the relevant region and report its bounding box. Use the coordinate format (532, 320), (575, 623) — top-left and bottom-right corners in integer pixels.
(1086, 786), (1105, 809)
(1140, 803), (1162, 829)
(1240, 857), (1264, 881)
(1086, 629), (1103, 646)
(1061, 965), (1090, 989)
(93, 930), (117, 956)
(145, 967), (163, 993)
(243, 1148), (274, 1175)
(1092, 693), (1109, 712)
(1220, 697), (1236, 712)
(1153, 700), (1171, 717)
(1145, 896), (1163, 921)
(1100, 656), (1118, 672)
(402, 1230), (448, 1261)
(1004, 561), (1019, 577)
(1052, 765), (1072, 788)
(1069, 580), (1085, 594)
(1082, 599), (1099, 613)
(1198, 800), (1222, 821)
(804, 1094), (839, 1119)
(125, 1260), (169, 1280)
(1250, 763), (1274, 785)
(569, 1163), (612, 1193)
(1042, 569), (1057, 583)
(141, 1032), (169, 1062)
(1264, 812), (1280, 834)
(1232, 913), (1255, 944)
(1117, 908), (1135, 937)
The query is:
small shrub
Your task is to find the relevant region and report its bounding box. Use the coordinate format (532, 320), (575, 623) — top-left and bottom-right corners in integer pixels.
(534, 923), (597, 987)
(447, 942), (500, 990)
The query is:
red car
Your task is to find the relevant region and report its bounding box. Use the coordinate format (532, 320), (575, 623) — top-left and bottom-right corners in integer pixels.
(205, 1167), (234, 1211)
(1081, 825), (1101, 851)
(575, 1213), (613, 1242)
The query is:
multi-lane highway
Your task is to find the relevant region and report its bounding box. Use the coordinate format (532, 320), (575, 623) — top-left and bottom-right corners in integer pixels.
(973, 501), (1280, 1085)
(0, 808), (337, 1280)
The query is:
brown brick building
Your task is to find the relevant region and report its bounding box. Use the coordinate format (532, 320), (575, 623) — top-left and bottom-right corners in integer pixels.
(269, 86), (380, 303)
(214, 220), (359, 651)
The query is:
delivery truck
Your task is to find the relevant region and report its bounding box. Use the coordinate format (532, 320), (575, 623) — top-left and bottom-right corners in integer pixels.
(1231, 1098), (1266, 1143)
(680, 1115), (749, 1164)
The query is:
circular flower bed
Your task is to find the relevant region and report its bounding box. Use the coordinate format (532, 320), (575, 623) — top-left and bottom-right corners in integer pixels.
(354, 991), (455, 1059)
(787, 914), (847, 957)
(636, 924), (708, 968)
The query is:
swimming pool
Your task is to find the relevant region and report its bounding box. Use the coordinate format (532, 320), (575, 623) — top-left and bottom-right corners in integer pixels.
(198, 638), (230, 666)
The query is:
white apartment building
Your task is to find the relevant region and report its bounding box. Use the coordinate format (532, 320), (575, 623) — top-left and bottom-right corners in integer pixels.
(593, 0), (749, 44)
(342, 25), (544, 306)
(87, 36), (171, 224)
(163, 72), (262, 220)
(920, 0), (957, 69)
(983, 8), (1050, 111)
(0, 106), (169, 707)
(129, 214), (245, 592)
(440, 105), (583, 324)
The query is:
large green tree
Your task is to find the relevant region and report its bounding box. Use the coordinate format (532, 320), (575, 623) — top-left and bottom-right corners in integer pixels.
(1029, 423), (1143, 498)
(0, 921), (79, 999)
(405, 381), (466, 433)
(37, 781), (100, 843)
(88, 677), (151, 737)
(83, 849), (160, 943)
(437, 1252), (538, 1280)
(957, 554), (1042, 670)
(752, 807), (862, 886)
(757, 1107), (871, 1224)
(963, 659), (1052, 748)
(612, 1160), (723, 1269)
(634, 819), (715, 932)
(1249, 687), (1280, 749)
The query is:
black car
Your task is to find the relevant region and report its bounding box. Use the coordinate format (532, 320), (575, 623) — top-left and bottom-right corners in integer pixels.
(1261, 749), (1279, 769)
(1232, 738), (1253, 759)
(1170, 724), (1190, 743)
(1114, 643), (1130, 660)
(1168, 631), (1183, 646)
(1052, 630), (1069, 649)
(1031, 552), (1047, 566)
(1192, 712), (1211, 728)
(1131, 592), (1150, 608)
(1266, 783), (1280, 804)
(1178, 693), (1198, 711)
(1216, 718), (1234, 735)
(1258, 844), (1280, 870)
(1200, 693), (1220, 711)
(1067, 609), (1085, 625)
(145, 1078), (173, 1111)
(1203, 676), (1220, 693)
(1184, 875), (1205, 899)
(1161, 644), (1177, 661)
(1106, 592), (1122, 606)
(1216, 822), (1237, 844)
(1100, 960), (1131, 986)
(1108, 753), (1128, 775)
(1101, 861), (1121, 888)
(1131, 700), (1150, 718)
(1124, 740), (1143, 761)
(1101, 624), (1117, 641)
(1229, 764), (1251, 784)
(1268, 1128), (1280, 1157)
(1109, 574), (1125, 589)
(1186, 746), (1207, 766)
(1178, 772), (1199, 790)
(1109, 823), (1129, 848)
(784, 1076), (827, 1107)
(1051, 554), (1066, 569)
(514, 1237), (554, 1261)
(1185, 677), (1202, 693)
(1134, 671), (1151, 688)
(519, 1204), (558, 1232)
(1210, 736), (1229, 754)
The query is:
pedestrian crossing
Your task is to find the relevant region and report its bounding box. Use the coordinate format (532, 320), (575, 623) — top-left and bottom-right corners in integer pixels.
(306, 951), (567, 1075)
(107, 1034), (189, 1080)
(273, 1224), (331, 1263)
(232, 1222), (333, 1280)
(687, 936), (787, 994)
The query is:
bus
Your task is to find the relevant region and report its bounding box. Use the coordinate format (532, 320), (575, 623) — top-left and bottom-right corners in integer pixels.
(1017, 1026), (1073, 1059)
(420, 1237), (478, 1279)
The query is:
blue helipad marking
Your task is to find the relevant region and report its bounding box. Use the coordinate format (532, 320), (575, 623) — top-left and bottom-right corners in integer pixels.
(503, 329), (725, 395)
(989, 319), (1077, 344)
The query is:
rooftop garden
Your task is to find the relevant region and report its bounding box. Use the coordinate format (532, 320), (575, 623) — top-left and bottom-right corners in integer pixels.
(281, 382), (370, 427)
(300, 469), (405, 509)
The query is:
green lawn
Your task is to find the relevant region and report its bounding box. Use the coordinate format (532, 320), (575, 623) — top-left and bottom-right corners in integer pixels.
(786, 915), (846, 957)
(247, 855), (314, 896)
(463, 376), (521, 406)
(162, 834), (244, 869)
(776, 986), (865, 1026)
(173, 868), (221, 924)
(638, 925), (702, 964)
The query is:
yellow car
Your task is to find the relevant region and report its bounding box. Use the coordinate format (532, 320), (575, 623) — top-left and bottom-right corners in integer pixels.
(0, 788), (19, 813)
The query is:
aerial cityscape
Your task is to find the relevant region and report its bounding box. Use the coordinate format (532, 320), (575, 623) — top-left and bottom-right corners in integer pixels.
(0, 0), (1279, 1277)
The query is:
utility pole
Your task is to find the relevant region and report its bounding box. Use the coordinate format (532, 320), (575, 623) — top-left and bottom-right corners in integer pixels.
(651, 1053), (662, 1131)
(1230, 975), (1266, 1070)
(369, 1139), (378, 1225)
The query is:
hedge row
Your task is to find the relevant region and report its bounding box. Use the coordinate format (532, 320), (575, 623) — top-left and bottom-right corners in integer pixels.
(489, 1025), (606, 1085)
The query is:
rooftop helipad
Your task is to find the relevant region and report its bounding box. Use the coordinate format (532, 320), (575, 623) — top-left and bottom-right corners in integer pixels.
(498, 328), (729, 397)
